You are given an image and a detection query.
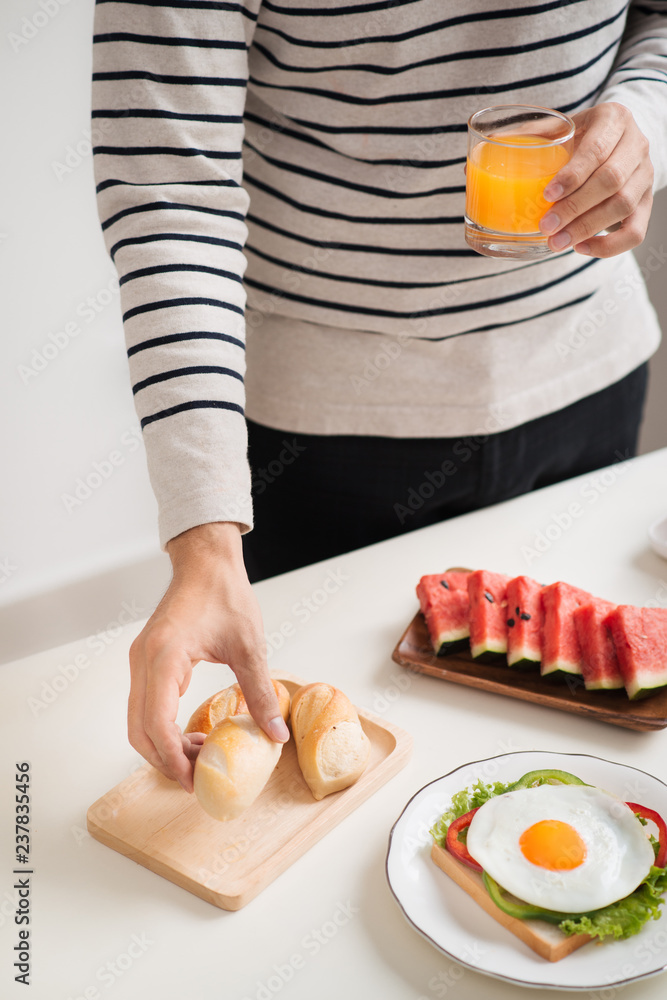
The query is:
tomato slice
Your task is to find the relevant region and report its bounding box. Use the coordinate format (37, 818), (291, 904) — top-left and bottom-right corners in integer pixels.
(445, 807), (482, 872)
(626, 801), (667, 868)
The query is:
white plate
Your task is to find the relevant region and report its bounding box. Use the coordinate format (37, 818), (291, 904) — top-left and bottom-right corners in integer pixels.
(386, 750), (667, 992)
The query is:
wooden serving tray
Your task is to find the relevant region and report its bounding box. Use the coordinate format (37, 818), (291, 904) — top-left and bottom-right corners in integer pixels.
(87, 675), (412, 910)
(392, 611), (667, 732)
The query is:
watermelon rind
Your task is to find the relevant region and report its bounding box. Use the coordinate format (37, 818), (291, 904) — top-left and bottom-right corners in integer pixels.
(506, 643), (541, 670)
(506, 576), (542, 670)
(540, 582), (592, 677)
(573, 600), (624, 691)
(584, 677), (625, 691)
(467, 570), (510, 662)
(541, 658), (583, 677)
(417, 572), (471, 657)
(434, 633), (470, 656)
(623, 665), (667, 701)
(629, 683), (667, 700)
(604, 606), (667, 700)
(469, 640), (506, 662)
(622, 665), (667, 700)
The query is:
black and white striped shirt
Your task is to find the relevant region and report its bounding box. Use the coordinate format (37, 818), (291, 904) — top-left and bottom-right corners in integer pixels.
(92, 0), (667, 546)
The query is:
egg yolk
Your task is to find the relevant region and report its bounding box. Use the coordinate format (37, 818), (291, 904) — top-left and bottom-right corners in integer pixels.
(519, 819), (587, 871)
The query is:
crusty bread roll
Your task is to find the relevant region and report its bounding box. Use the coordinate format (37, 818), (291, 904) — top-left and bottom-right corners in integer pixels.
(291, 683), (370, 801)
(191, 681), (290, 822)
(185, 683), (249, 735)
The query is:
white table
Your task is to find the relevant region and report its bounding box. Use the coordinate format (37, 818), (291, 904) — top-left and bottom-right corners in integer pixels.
(2, 449), (667, 1000)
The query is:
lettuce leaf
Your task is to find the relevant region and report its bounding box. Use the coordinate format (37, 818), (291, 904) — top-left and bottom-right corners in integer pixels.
(430, 778), (515, 847)
(559, 867), (667, 940)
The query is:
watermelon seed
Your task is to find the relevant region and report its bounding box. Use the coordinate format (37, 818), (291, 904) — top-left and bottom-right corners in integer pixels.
(507, 618), (515, 628)
(440, 580), (450, 589)
(520, 612), (532, 621)
(515, 607), (520, 615)
(484, 591), (494, 603)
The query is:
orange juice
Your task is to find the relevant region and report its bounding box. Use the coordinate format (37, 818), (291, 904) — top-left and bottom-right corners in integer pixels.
(466, 134), (570, 234)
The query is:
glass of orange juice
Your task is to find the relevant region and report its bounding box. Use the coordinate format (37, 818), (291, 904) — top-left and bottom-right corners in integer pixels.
(465, 105), (575, 259)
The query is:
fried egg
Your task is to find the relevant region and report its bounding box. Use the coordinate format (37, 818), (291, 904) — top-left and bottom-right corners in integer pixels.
(465, 784), (655, 913)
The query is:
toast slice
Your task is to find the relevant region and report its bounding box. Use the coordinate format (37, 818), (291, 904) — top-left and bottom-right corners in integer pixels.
(431, 843), (592, 962)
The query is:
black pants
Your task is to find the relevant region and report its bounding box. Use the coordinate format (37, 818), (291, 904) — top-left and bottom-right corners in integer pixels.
(243, 364), (648, 582)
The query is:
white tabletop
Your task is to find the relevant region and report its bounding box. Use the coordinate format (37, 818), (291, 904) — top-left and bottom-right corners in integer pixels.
(2, 449), (667, 999)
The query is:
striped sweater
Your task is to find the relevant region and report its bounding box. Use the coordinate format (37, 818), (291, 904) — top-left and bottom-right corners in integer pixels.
(92, 0), (667, 547)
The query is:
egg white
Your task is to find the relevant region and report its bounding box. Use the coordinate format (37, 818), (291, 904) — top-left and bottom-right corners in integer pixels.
(465, 784), (656, 913)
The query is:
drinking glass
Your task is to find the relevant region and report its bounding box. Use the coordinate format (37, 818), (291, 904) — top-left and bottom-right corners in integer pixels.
(465, 105), (575, 259)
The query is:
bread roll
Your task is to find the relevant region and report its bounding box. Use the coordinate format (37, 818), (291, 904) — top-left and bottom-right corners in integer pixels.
(185, 683), (248, 735)
(291, 683), (370, 800)
(192, 681), (290, 822)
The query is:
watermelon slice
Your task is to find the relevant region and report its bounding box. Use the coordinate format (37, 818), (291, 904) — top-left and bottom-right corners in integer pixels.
(572, 599), (624, 690)
(541, 581), (592, 676)
(604, 606), (667, 699)
(467, 570), (511, 661)
(416, 572), (471, 655)
(506, 576), (543, 669)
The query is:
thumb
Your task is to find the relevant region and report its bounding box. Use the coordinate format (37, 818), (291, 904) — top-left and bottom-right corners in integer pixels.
(235, 660), (290, 743)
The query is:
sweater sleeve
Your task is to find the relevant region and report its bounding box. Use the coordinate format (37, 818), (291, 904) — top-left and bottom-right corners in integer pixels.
(92, 0), (262, 548)
(597, 0), (667, 191)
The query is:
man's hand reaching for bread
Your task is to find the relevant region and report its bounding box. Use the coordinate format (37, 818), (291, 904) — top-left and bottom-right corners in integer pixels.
(128, 522), (289, 792)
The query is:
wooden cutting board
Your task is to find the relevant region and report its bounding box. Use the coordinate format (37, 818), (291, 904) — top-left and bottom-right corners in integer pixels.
(393, 609), (667, 731)
(87, 675), (412, 910)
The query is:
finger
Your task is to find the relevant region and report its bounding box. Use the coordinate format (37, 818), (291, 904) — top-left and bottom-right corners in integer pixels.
(572, 189), (653, 258)
(540, 125), (649, 235)
(543, 104), (629, 204)
(144, 648), (197, 792)
(234, 654), (290, 743)
(182, 731), (206, 763)
(544, 164), (650, 253)
(127, 643), (169, 773)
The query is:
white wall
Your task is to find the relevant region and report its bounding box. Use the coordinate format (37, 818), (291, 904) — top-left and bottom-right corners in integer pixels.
(1, 0), (666, 663)
(0, 0), (170, 661)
